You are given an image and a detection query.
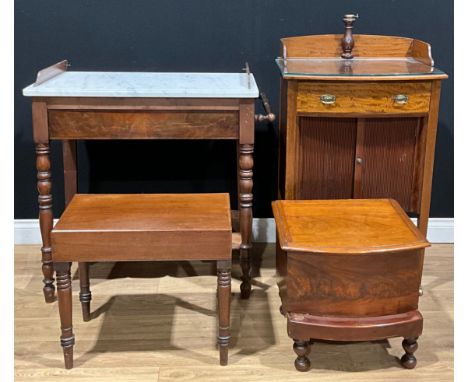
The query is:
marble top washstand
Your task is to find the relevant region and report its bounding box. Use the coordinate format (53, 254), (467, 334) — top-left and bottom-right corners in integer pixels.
(23, 70), (259, 98)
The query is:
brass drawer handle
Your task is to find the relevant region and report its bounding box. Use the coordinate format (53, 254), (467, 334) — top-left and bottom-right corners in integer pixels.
(393, 94), (409, 105)
(320, 94), (336, 105)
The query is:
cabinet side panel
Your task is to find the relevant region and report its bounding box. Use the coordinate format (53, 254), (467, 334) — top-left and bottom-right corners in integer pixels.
(296, 117), (356, 199)
(360, 117), (419, 212)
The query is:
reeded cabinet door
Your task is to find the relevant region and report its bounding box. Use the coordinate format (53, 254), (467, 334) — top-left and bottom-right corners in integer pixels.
(295, 117), (356, 200)
(292, 116), (421, 213)
(356, 117), (420, 212)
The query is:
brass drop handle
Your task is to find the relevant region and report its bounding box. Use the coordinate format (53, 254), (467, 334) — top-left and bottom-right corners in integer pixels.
(255, 91), (276, 122)
(320, 94), (336, 105)
(393, 94), (409, 105)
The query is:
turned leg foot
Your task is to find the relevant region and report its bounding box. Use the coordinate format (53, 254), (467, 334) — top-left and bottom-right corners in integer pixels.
(43, 283), (55, 302)
(55, 262), (75, 369)
(217, 260), (231, 366)
(78, 262), (92, 321)
(279, 305), (286, 316)
(401, 337), (418, 369)
(293, 339), (311, 372)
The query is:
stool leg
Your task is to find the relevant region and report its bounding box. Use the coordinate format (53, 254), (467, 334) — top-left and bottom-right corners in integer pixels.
(55, 262), (75, 369)
(293, 339), (311, 372)
(217, 260), (231, 366)
(401, 337), (418, 369)
(78, 262), (92, 321)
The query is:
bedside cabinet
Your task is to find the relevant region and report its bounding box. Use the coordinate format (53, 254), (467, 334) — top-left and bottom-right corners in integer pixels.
(277, 32), (447, 236)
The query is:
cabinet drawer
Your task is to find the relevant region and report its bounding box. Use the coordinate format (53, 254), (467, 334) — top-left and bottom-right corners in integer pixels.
(297, 82), (431, 114)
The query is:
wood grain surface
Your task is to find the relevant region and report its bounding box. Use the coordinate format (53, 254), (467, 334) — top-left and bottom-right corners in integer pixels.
(49, 110), (239, 140)
(34, 60), (68, 86)
(284, 81), (298, 200)
(14, 243), (453, 381)
(272, 199), (429, 254)
(296, 81), (431, 114)
(278, 78), (288, 199)
(62, 141), (77, 206)
(287, 311), (423, 342)
(359, 118), (420, 212)
(285, 249), (424, 316)
(46, 97), (241, 111)
(417, 81), (443, 236)
(282, 35), (417, 59)
(51, 194), (233, 262)
(295, 117), (356, 200)
(32, 99), (49, 143)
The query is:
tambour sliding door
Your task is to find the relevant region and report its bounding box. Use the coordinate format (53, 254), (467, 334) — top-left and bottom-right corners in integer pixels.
(293, 115), (422, 213)
(296, 117), (356, 200)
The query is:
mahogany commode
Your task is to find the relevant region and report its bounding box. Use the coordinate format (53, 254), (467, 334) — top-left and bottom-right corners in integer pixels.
(23, 61), (264, 304)
(273, 199), (430, 372)
(51, 193), (235, 368)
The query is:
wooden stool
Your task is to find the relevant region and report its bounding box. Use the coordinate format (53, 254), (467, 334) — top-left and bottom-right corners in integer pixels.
(51, 193), (235, 369)
(272, 199), (430, 372)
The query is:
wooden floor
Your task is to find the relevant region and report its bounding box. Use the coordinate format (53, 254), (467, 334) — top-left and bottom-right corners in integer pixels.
(15, 244), (453, 381)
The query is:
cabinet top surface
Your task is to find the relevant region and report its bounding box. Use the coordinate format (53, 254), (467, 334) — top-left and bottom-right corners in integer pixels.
(276, 57), (446, 80)
(23, 71), (259, 98)
(272, 199), (429, 254)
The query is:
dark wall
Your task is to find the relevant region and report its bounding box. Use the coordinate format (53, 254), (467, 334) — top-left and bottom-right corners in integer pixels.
(15, 0), (454, 219)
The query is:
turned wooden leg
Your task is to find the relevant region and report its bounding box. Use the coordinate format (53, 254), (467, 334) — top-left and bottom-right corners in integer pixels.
(217, 260), (231, 366)
(36, 143), (55, 303)
(79, 263), (92, 322)
(279, 305), (286, 316)
(401, 337), (418, 369)
(293, 339), (311, 372)
(55, 262), (75, 369)
(238, 143), (253, 299)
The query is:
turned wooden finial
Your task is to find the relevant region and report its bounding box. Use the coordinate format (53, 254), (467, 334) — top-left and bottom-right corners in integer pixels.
(341, 14), (359, 59)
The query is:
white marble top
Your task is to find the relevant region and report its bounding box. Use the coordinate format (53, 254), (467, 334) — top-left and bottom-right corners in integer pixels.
(23, 71), (259, 98)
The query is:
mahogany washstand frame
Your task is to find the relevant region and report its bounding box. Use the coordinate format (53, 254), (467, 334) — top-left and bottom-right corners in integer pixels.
(29, 60), (257, 304)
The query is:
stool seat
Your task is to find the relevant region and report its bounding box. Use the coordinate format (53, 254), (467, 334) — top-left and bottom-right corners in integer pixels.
(52, 193), (233, 262)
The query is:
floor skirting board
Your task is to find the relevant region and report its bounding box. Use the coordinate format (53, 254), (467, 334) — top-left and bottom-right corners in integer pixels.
(15, 217), (453, 245)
